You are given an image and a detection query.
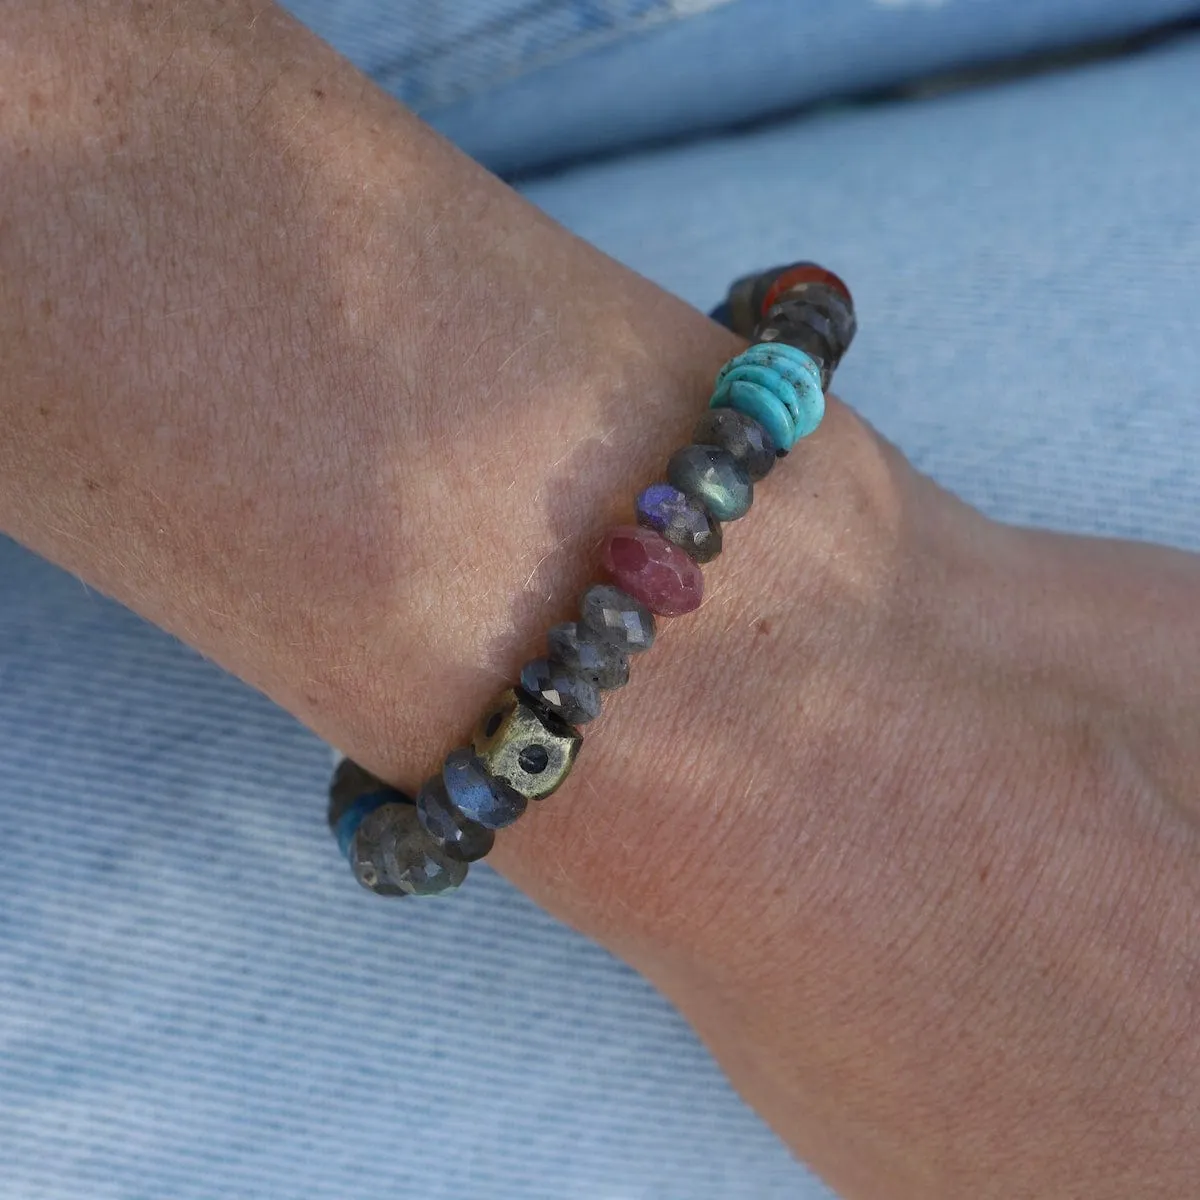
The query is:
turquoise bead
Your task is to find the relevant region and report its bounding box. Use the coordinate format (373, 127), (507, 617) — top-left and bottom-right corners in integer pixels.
(720, 378), (794, 450)
(711, 343), (825, 450)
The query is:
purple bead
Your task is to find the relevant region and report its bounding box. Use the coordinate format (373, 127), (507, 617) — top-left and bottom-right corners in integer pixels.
(635, 483), (722, 563)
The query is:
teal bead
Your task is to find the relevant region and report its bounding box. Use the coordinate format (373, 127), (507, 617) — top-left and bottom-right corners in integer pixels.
(719, 378), (794, 450)
(711, 343), (825, 450)
(667, 445), (753, 522)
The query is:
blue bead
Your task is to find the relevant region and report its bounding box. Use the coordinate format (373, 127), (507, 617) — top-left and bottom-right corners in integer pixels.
(711, 343), (825, 449)
(635, 482), (722, 563)
(442, 747), (528, 830)
(416, 775), (495, 862)
(335, 789), (401, 859)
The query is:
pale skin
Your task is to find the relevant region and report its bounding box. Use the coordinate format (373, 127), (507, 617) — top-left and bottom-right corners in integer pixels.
(1, 4), (1198, 1196)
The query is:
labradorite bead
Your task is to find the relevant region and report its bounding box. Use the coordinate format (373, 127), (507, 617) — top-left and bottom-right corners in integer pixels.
(547, 622), (629, 689)
(442, 747), (528, 829)
(335, 789), (394, 859)
(692, 411), (778, 481)
(635, 482), (722, 563)
(757, 286), (856, 390)
(520, 657), (602, 725)
(328, 758), (416, 858)
(761, 299), (849, 369)
(773, 282), (857, 351)
(724, 271), (762, 338)
(472, 688), (581, 801)
(328, 758), (411, 831)
(667, 445), (753, 522)
(580, 584), (656, 654)
(416, 775), (495, 862)
(349, 802), (467, 896)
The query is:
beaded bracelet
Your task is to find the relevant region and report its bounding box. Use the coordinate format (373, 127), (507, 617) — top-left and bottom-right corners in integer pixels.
(327, 261), (856, 897)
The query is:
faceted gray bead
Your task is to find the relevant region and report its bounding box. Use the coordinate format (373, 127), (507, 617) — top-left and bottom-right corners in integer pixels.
(756, 288), (856, 390)
(349, 802), (467, 896)
(770, 283), (857, 357)
(667, 445), (753, 522)
(692, 410), (778, 481)
(579, 584), (656, 654)
(724, 271), (762, 339)
(328, 757), (392, 832)
(328, 757), (418, 833)
(635, 483), (722, 563)
(520, 657), (602, 725)
(416, 775), (495, 862)
(547, 621), (629, 689)
(756, 319), (833, 389)
(442, 747), (528, 829)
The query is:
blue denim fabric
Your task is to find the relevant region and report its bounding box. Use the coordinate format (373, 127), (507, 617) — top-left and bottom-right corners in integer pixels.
(283, 0), (1200, 174)
(4, 30), (1200, 1200)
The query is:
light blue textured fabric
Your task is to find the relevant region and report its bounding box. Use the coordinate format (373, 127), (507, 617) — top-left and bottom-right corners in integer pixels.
(282, 0), (1200, 174)
(4, 31), (1200, 1200)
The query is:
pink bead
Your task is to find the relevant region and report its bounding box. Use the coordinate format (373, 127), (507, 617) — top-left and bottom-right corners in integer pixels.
(600, 525), (704, 617)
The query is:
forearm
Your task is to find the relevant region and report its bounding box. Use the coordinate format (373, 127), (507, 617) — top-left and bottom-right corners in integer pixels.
(0, 0), (861, 957)
(0, 0), (743, 766)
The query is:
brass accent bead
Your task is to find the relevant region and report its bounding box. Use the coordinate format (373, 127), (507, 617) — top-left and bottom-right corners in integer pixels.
(471, 688), (581, 801)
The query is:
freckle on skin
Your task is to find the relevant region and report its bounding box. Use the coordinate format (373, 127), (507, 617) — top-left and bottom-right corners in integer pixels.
(756, 618), (772, 636)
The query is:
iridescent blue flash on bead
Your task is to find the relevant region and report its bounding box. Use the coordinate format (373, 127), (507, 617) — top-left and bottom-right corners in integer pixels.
(334, 789), (397, 858)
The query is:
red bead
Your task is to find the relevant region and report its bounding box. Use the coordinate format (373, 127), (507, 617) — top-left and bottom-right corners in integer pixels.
(601, 525), (704, 617)
(760, 263), (853, 316)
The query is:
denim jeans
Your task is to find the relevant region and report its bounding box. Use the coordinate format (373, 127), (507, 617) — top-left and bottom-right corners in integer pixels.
(3, 12), (1200, 1199)
(285, 0), (1200, 174)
